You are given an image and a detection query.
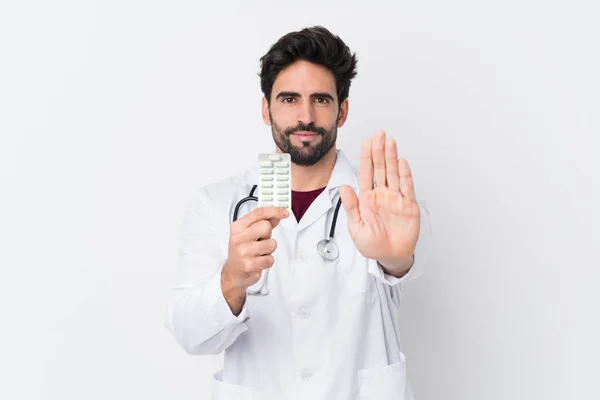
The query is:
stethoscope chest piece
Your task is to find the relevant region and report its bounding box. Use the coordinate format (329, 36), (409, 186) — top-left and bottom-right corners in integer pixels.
(317, 238), (340, 261)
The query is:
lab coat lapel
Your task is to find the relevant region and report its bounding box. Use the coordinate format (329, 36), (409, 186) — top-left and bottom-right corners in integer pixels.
(296, 188), (332, 232)
(296, 149), (359, 232)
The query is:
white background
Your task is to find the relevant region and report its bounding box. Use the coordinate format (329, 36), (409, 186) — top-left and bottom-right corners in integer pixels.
(1, 1), (599, 399)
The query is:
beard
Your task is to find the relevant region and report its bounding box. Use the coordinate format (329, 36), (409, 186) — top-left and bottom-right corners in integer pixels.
(270, 112), (338, 167)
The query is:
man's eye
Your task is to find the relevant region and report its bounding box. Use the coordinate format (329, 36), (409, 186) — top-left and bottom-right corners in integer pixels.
(315, 97), (329, 104)
(283, 97), (295, 103)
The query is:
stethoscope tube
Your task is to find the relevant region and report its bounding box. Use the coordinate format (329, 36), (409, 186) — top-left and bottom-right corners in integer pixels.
(233, 185), (258, 222)
(231, 184), (343, 295)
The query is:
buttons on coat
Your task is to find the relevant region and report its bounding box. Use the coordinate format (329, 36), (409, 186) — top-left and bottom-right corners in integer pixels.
(298, 307), (310, 319)
(300, 369), (312, 380)
(293, 253), (307, 262)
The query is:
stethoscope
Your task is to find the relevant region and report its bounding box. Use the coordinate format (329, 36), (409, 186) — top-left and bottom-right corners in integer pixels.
(232, 184), (343, 295)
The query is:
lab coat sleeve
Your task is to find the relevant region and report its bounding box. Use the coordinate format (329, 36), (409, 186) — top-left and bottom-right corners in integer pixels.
(368, 199), (432, 286)
(165, 186), (250, 355)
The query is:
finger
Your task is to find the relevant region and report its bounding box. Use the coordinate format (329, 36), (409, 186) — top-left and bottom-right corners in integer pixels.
(398, 158), (416, 201)
(249, 238), (277, 256)
(246, 255), (275, 274)
(372, 130), (387, 188)
(339, 185), (361, 228)
(255, 254), (275, 271)
(385, 138), (400, 193)
(246, 220), (273, 241)
(358, 139), (373, 193)
(236, 206), (289, 229)
(266, 217), (283, 229)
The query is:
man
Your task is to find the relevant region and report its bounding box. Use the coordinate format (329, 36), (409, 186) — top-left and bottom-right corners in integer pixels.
(165, 26), (432, 400)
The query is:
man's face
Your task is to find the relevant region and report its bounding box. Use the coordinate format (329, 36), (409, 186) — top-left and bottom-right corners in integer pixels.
(262, 60), (348, 166)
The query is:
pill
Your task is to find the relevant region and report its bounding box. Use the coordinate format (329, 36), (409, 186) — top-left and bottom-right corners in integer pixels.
(258, 153), (291, 210)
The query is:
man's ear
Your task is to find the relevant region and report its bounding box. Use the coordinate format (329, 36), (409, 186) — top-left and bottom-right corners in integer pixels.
(262, 96), (271, 126)
(337, 98), (349, 128)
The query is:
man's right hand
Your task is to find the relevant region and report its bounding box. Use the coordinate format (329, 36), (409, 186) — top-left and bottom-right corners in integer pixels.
(221, 206), (290, 315)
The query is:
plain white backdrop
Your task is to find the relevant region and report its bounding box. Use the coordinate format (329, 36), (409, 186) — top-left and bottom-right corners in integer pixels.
(2, 0), (599, 399)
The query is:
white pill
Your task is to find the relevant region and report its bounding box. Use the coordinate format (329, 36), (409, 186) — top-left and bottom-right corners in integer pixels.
(258, 153), (291, 210)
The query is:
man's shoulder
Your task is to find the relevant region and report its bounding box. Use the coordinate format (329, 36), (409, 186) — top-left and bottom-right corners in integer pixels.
(190, 167), (254, 206)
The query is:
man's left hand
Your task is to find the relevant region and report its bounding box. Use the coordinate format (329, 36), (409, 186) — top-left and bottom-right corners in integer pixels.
(339, 130), (420, 275)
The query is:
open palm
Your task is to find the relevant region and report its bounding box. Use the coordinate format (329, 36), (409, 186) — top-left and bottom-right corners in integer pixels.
(339, 130), (421, 263)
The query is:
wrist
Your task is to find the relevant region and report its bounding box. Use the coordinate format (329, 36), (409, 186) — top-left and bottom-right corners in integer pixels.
(221, 266), (245, 294)
(220, 267), (247, 315)
(377, 255), (414, 278)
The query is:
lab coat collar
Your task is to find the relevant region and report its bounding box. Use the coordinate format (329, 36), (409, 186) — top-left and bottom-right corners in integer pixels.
(325, 149), (359, 190)
(243, 148), (359, 231)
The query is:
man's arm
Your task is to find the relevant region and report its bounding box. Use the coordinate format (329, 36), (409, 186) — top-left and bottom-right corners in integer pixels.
(165, 187), (250, 355)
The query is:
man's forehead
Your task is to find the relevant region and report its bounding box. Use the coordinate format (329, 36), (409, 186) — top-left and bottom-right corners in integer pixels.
(272, 61), (336, 93)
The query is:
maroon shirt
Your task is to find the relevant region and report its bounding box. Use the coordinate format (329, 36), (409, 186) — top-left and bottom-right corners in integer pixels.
(291, 187), (326, 221)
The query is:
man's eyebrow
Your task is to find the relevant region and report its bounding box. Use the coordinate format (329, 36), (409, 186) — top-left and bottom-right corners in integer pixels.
(275, 91), (301, 100)
(311, 92), (335, 101)
(275, 91), (335, 101)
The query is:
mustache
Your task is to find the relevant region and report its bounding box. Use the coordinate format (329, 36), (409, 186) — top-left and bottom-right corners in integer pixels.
(284, 122), (327, 136)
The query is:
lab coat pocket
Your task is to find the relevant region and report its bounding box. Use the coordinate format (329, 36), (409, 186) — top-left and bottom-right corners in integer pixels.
(212, 370), (254, 399)
(356, 352), (409, 400)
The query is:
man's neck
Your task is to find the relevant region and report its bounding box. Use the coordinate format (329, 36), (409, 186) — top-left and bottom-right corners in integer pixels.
(288, 148), (337, 192)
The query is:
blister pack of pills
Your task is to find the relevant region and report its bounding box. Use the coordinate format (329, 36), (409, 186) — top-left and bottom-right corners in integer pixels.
(258, 153), (291, 210)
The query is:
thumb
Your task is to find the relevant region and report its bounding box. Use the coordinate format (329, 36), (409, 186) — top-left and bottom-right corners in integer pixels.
(339, 185), (361, 227)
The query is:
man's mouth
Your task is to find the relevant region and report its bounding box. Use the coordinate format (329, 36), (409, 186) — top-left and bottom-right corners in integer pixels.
(290, 131), (318, 141)
(291, 131), (316, 136)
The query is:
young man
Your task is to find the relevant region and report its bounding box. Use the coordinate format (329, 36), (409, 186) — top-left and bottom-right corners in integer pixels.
(166, 26), (432, 400)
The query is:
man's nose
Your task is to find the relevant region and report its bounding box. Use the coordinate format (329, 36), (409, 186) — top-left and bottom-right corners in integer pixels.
(296, 101), (316, 125)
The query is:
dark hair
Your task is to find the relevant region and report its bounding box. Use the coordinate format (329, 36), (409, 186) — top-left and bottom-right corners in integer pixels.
(259, 26), (358, 106)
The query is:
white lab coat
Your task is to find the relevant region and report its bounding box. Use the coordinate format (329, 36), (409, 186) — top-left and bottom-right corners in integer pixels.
(165, 149), (432, 400)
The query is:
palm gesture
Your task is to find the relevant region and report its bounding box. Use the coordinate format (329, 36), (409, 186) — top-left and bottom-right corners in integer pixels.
(339, 130), (420, 264)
